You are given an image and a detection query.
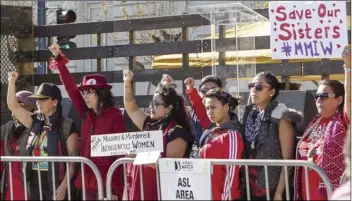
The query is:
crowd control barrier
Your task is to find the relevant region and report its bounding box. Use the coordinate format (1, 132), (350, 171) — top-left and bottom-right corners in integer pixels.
(1, 156), (104, 200)
(105, 158), (333, 201)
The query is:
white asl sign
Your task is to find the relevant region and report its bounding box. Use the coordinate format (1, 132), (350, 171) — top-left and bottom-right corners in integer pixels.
(269, 1), (348, 59)
(158, 158), (212, 200)
(90, 130), (163, 157)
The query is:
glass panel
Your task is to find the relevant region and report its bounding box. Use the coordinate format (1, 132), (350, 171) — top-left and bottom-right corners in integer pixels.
(189, 3), (268, 120)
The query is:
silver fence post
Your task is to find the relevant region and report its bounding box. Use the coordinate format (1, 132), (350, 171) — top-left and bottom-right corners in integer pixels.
(245, 165), (251, 201)
(139, 165), (144, 201)
(52, 162), (56, 201)
(23, 162), (28, 200)
(66, 162), (71, 200)
(9, 162), (13, 200)
(37, 164), (43, 200)
(304, 167), (310, 200)
(81, 162), (86, 200)
(284, 166), (290, 201)
(123, 163), (129, 201)
(264, 165), (270, 201)
(155, 163), (161, 201)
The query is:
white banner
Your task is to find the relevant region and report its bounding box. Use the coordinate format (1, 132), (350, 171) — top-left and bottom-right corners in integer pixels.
(269, 1), (348, 59)
(158, 158), (212, 200)
(90, 130), (163, 157)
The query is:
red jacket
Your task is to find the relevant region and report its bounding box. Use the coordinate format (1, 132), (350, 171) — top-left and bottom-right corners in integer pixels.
(294, 111), (349, 200)
(200, 118), (244, 200)
(51, 55), (126, 196)
(1, 122), (29, 200)
(186, 88), (212, 129)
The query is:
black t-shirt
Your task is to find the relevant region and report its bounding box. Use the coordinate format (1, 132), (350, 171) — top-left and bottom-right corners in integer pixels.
(143, 116), (195, 157)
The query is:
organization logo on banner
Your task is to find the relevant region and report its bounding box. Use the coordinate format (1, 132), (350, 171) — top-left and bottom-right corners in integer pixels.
(174, 160), (194, 171)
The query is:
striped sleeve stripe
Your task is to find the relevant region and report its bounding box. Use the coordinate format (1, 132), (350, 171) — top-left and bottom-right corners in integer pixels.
(222, 130), (238, 200)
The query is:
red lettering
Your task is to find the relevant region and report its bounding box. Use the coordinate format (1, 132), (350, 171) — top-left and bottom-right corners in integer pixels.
(324, 27), (330, 38)
(292, 24), (297, 40)
(298, 29), (305, 39)
(333, 26), (340, 38)
(305, 9), (312, 19)
(318, 4), (326, 17)
(304, 23), (312, 39)
(334, 9), (341, 17)
(276, 6), (286, 21)
(315, 28), (323, 39)
(279, 23), (291, 40)
(288, 9), (305, 20)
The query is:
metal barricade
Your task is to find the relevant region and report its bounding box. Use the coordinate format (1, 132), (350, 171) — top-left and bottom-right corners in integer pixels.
(209, 159), (333, 201)
(1, 156), (104, 201)
(106, 158), (333, 201)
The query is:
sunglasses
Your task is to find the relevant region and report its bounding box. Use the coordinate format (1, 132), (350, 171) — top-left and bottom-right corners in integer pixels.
(314, 92), (336, 101)
(199, 87), (217, 94)
(248, 83), (270, 91)
(149, 101), (167, 109)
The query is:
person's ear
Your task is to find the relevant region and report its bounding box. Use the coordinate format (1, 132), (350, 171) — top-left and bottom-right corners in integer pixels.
(53, 99), (59, 107)
(337, 96), (343, 106)
(167, 105), (173, 113)
(270, 89), (276, 97)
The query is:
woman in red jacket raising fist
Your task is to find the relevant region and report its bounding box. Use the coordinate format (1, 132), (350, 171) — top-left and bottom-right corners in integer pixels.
(48, 44), (126, 200)
(199, 88), (244, 200)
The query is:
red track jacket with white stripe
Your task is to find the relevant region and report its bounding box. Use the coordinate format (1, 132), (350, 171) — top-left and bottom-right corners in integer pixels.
(200, 116), (244, 200)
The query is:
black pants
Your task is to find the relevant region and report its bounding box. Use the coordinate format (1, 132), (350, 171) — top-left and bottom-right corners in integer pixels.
(30, 186), (78, 201)
(30, 186), (53, 200)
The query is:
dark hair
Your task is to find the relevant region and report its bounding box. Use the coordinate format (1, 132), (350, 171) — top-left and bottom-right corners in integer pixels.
(319, 80), (345, 111)
(256, 72), (280, 100)
(204, 88), (240, 113)
(154, 86), (192, 134)
(51, 102), (63, 130)
(199, 75), (223, 89)
(92, 88), (116, 115)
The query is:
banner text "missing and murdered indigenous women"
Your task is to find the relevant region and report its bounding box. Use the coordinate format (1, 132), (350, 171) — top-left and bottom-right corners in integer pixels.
(90, 130), (163, 157)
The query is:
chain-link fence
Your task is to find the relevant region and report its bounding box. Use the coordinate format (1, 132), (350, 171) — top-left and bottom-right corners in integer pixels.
(1, 1), (35, 123)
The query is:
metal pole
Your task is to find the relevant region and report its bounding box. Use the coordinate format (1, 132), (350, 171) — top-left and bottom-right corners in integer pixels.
(36, 1), (46, 74)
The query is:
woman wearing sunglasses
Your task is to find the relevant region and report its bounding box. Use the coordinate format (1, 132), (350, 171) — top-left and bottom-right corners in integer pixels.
(200, 88), (244, 200)
(294, 45), (350, 201)
(123, 70), (194, 200)
(243, 72), (301, 200)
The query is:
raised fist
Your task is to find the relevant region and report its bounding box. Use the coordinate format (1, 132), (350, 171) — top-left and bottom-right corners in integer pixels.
(8, 71), (19, 84)
(160, 74), (174, 87)
(49, 44), (61, 57)
(342, 45), (351, 68)
(123, 69), (134, 82)
(184, 77), (195, 91)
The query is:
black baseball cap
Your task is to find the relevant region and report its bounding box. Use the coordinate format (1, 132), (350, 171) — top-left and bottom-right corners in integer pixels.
(30, 83), (62, 101)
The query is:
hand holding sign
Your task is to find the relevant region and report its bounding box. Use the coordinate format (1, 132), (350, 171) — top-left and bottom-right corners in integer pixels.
(342, 45), (351, 67)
